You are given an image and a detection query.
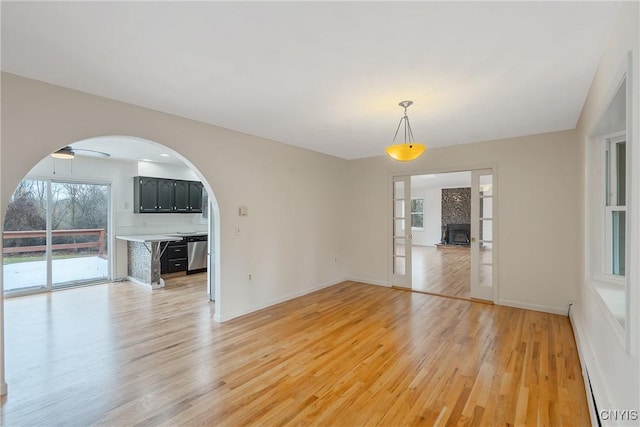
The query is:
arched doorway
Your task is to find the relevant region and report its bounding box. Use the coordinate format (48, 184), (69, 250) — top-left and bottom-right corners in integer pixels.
(2, 135), (221, 313)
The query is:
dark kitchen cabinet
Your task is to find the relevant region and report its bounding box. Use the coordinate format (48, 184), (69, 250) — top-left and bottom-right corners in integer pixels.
(134, 176), (204, 213)
(157, 179), (175, 212)
(189, 181), (203, 213)
(161, 239), (187, 274)
(175, 180), (203, 213)
(134, 177), (158, 213)
(174, 180), (190, 212)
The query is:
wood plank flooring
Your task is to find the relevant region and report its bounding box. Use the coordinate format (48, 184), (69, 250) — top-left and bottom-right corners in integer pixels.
(1, 278), (589, 426)
(412, 245), (471, 298)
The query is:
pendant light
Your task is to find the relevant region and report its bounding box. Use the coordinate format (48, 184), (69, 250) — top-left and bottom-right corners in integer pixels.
(385, 100), (426, 162)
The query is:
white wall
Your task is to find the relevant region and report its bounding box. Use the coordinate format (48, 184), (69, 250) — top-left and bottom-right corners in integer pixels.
(574, 1), (639, 424)
(347, 130), (582, 314)
(0, 73), (350, 327)
(137, 161), (199, 181)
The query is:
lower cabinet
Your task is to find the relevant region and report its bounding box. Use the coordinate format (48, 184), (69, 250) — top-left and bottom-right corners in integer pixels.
(161, 239), (187, 274)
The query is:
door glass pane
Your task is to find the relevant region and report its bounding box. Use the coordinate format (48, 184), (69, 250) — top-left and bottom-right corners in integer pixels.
(50, 182), (109, 287)
(612, 210), (625, 276)
(480, 242), (493, 265)
(479, 175), (493, 196)
(480, 264), (492, 287)
(394, 219), (405, 237)
(394, 180), (404, 196)
(480, 196), (493, 218)
(394, 239), (406, 256)
(480, 219), (493, 243)
(394, 256), (406, 275)
(394, 200), (404, 217)
(2, 179), (47, 293)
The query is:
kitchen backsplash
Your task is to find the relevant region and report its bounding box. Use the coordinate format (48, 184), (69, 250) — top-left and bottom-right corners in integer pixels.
(116, 211), (207, 235)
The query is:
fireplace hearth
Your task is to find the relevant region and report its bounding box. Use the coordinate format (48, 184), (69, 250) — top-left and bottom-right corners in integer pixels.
(444, 223), (470, 245)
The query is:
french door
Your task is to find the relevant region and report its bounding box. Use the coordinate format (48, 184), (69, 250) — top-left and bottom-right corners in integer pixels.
(391, 176), (412, 288)
(391, 170), (496, 299)
(470, 169), (495, 301)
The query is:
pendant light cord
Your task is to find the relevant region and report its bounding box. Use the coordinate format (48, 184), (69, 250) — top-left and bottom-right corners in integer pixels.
(391, 105), (415, 145)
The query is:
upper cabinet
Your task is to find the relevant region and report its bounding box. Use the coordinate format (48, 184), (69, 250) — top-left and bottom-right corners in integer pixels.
(174, 180), (203, 213)
(135, 177), (159, 213)
(189, 181), (203, 213)
(157, 179), (176, 213)
(134, 176), (204, 213)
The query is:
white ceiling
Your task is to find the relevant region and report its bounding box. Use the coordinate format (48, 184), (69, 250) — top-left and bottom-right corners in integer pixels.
(1, 1), (621, 160)
(71, 136), (186, 165)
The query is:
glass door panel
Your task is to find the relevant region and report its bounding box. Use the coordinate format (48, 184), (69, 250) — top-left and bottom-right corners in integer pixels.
(392, 176), (411, 287)
(471, 169), (494, 301)
(2, 179), (48, 293)
(50, 181), (109, 288)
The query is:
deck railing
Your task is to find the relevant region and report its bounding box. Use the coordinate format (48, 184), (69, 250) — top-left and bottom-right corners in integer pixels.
(2, 229), (106, 256)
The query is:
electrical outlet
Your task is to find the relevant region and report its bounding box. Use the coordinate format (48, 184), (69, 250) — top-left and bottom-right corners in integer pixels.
(249, 274), (252, 281)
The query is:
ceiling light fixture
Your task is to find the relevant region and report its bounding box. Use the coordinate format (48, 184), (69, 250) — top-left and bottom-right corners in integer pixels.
(50, 146), (111, 160)
(50, 147), (75, 159)
(385, 100), (426, 162)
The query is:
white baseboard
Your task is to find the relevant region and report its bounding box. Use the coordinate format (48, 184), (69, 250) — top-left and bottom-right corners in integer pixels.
(496, 298), (568, 316)
(216, 278), (346, 322)
(346, 277), (390, 287)
(569, 305), (600, 427)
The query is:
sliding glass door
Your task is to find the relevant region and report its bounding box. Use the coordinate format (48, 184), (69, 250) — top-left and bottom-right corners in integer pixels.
(2, 180), (48, 293)
(50, 181), (109, 288)
(3, 179), (110, 294)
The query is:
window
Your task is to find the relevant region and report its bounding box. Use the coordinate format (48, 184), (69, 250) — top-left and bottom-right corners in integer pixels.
(411, 198), (424, 230)
(605, 136), (626, 277)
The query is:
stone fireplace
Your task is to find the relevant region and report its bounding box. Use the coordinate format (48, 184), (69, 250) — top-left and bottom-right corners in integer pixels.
(441, 187), (471, 246)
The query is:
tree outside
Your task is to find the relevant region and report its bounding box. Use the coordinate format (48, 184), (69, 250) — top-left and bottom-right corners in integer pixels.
(3, 179), (108, 260)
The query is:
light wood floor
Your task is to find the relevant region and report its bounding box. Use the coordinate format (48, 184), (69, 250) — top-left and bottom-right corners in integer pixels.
(412, 245), (471, 298)
(1, 278), (589, 426)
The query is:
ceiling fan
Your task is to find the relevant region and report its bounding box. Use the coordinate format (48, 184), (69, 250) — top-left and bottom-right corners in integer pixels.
(50, 146), (111, 160)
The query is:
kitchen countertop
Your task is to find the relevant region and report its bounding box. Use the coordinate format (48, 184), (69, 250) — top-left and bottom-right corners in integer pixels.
(116, 234), (186, 243)
(116, 232), (208, 243)
(167, 231), (208, 237)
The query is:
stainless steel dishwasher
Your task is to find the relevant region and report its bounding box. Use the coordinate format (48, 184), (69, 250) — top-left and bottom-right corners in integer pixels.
(187, 235), (208, 274)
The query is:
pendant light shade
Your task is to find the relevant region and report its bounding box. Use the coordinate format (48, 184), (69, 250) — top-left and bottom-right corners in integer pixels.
(385, 100), (426, 162)
(385, 142), (426, 162)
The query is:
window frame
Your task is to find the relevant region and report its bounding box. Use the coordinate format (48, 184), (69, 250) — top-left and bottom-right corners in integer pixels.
(601, 133), (627, 283)
(410, 197), (424, 231)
